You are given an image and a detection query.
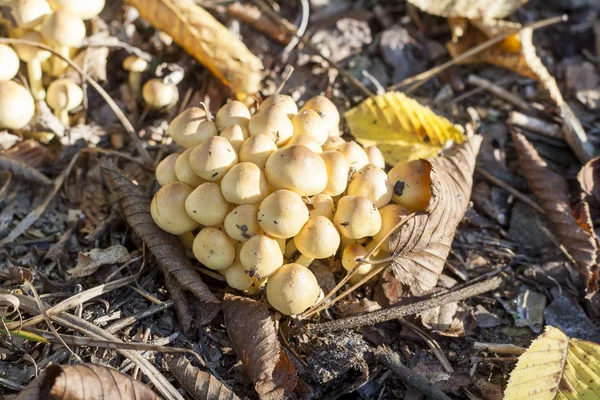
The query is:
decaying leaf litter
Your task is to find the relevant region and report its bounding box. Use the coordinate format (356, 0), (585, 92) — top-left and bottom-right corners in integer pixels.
(0, 0), (599, 398)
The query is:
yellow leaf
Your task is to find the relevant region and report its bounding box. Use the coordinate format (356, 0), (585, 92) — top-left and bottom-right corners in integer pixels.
(124, 0), (263, 100)
(344, 92), (465, 165)
(504, 326), (600, 400)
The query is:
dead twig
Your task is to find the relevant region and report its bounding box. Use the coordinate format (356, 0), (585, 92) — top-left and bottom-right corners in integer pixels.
(467, 74), (535, 113)
(507, 111), (563, 140)
(473, 342), (526, 355)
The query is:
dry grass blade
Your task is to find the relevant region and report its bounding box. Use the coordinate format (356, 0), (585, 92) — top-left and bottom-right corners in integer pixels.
(125, 0), (263, 100)
(15, 364), (160, 400)
(512, 132), (598, 296)
(0, 170), (11, 201)
(0, 154), (51, 185)
(101, 159), (220, 329)
(578, 156), (600, 205)
(385, 135), (482, 299)
(519, 28), (596, 163)
(223, 294), (297, 399)
(166, 355), (241, 400)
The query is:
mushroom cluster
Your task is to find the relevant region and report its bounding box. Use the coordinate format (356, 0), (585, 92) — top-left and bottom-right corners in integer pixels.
(151, 95), (432, 316)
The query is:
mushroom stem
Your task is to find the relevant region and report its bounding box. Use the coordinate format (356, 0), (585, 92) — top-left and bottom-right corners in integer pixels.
(296, 254), (314, 267)
(55, 108), (69, 126)
(284, 240), (298, 259)
(128, 71), (142, 99)
(51, 46), (69, 77)
(26, 61), (45, 100)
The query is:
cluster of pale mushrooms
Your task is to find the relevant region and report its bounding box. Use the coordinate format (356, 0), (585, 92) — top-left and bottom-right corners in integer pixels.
(0, 0), (105, 129)
(152, 94), (432, 316)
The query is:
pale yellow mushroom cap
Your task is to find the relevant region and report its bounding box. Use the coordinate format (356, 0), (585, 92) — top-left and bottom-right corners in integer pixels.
(193, 227), (235, 270)
(142, 78), (178, 110)
(0, 81), (35, 130)
(347, 164), (393, 208)
(150, 182), (198, 235)
(49, 0), (104, 19)
(155, 153), (179, 186)
(238, 134), (277, 169)
(260, 94), (298, 117)
(284, 135), (322, 154)
(258, 189), (309, 239)
(308, 193), (335, 220)
(336, 141), (369, 171)
(322, 136), (346, 151)
(215, 100), (251, 130)
(365, 145), (386, 169)
(220, 162), (269, 204)
(248, 104), (294, 145)
(122, 55), (148, 73)
(185, 182), (232, 226)
(41, 10), (86, 47)
(174, 148), (205, 187)
(189, 136), (238, 181)
(372, 204), (410, 252)
(264, 145), (328, 196)
(224, 204), (260, 242)
(220, 124), (249, 152)
(225, 262), (254, 290)
(333, 195), (382, 239)
(240, 234), (284, 279)
(320, 150), (350, 196)
(167, 107), (217, 148)
(266, 263), (320, 315)
(290, 109), (328, 145)
(341, 244), (373, 275)
(387, 159), (432, 212)
(13, 31), (51, 63)
(299, 95), (340, 136)
(294, 216), (340, 259)
(46, 79), (83, 113)
(0, 45), (20, 81)
(13, 0), (52, 27)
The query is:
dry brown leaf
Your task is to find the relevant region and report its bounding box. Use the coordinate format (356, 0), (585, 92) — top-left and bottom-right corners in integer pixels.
(406, 0), (527, 19)
(223, 294), (297, 399)
(166, 355), (240, 400)
(384, 135), (482, 299)
(0, 154), (51, 185)
(101, 159), (220, 329)
(124, 0), (263, 100)
(66, 47), (109, 85)
(578, 156), (600, 204)
(15, 364), (160, 400)
(2, 139), (50, 168)
(512, 132), (599, 296)
(67, 245), (131, 277)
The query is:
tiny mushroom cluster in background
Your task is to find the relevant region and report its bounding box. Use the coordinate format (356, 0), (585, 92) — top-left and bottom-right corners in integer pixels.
(151, 95), (433, 316)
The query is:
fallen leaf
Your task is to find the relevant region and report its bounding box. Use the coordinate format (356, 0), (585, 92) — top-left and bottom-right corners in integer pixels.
(67, 245), (130, 277)
(101, 159), (220, 329)
(578, 156), (600, 205)
(223, 294), (297, 399)
(166, 355), (241, 400)
(512, 132), (598, 296)
(406, 0), (527, 19)
(2, 139), (50, 168)
(419, 300), (458, 332)
(384, 135), (482, 298)
(0, 154), (51, 185)
(504, 326), (600, 399)
(344, 91), (465, 165)
(15, 364), (160, 400)
(66, 47), (109, 85)
(124, 0), (263, 100)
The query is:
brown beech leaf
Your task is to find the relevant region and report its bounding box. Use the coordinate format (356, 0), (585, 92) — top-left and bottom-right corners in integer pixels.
(15, 364), (160, 400)
(223, 294), (297, 399)
(512, 132), (599, 296)
(0, 154), (51, 185)
(101, 159), (220, 329)
(578, 156), (600, 204)
(406, 0), (527, 19)
(385, 135), (482, 299)
(166, 355), (240, 400)
(67, 245), (130, 277)
(124, 0), (263, 100)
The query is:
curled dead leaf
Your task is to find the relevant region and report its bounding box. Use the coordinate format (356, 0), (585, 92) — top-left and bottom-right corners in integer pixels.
(223, 294), (297, 399)
(67, 245), (130, 277)
(385, 135), (482, 299)
(406, 0), (527, 19)
(512, 132), (599, 296)
(578, 156), (600, 204)
(0, 154), (51, 185)
(15, 364), (160, 400)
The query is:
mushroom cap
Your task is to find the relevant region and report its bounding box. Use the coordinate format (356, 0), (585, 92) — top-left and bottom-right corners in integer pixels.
(248, 104), (293, 145)
(142, 78), (178, 110)
(49, 0), (105, 19)
(225, 262), (254, 290)
(174, 148), (205, 187)
(371, 204), (410, 252)
(308, 193), (335, 220)
(258, 189), (309, 239)
(167, 107), (217, 148)
(224, 204), (260, 242)
(215, 100), (251, 130)
(150, 182), (198, 235)
(347, 164), (393, 208)
(333, 195), (382, 239)
(341, 244), (373, 275)
(122, 55), (148, 73)
(365, 145), (386, 169)
(284, 135), (322, 154)
(238, 134), (277, 169)
(220, 162), (269, 204)
(387, 159), (432, 212)
(322, 136), (346, 151)
(46, 78), (83, 112)
(0, 81), (35, 130)
(260, 94), (298, 117)
(13, 0), (52, 27)
(299, 95), (340, 136)
(155, 153), (179, 186)
(41, 10), (86, 47)
(290, 109), (328, 145)
(264, 145), (328, 196)
(13, 31), (51, 62)
(189, 136), (238, 181)
(266, 263), (320, 315)
(219, 124), (249, 152)
(185, 182), (232, 226)
(178, 231), (195, 250)
(240, 234), (284, 279)
(0, 45), (20, 81)
(294, 216), (340, 259)
(193, 227), (235, 270)
(320, 150), (349, 196)
(336, 141), (369, 171)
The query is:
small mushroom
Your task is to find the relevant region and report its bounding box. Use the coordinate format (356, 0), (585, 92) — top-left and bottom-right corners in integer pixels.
(122, 55), (148, 99)
(299, 95), (340, 137)
(308, 193), (335, 220)
(333, 195), (382, 239)
(284, 135), (322, 154)
(220, 162), (269, 204)
(322, 136), (346, 151)
(220, 124), (248, 152)
(260, 94), (298, 117)
(294, 216), (340, 266)
(320, 150), (350, 196)
(257, 189), (309, 239)
(12, 0), (52, 29)
(240, 234), (284, 279)
(155, 153), (179, 186)
(150, 182), (198, 235)
(371, 204), (410, 253)
(225, 262), (254, 290)
(41, 10), (86, 76)
(46, 78), (83, 126)
(347, 164), (393, 208)
(290, 109), (328, 145)
(0, 45), (20, 81)
(387, 159), (433, 212)
(193, 227), (235, 270)
(0, 80), (35, 129)
(174, 148), (205, 187)
(238, 134), (277, 169)
(184, 182), (232, 226)
(224, 204), (260, 242)
(13, 31), (51, 100)
(248, 104), (293, 145)
(49, 0), (105, 20)
(341, 244), (373, 275)
(177, 231), (195, 250)
(266, 263), (320, 315)
(167, 106), (217, 148)
(189, 136), (238, 181)
(264, 145), (328, 196)
(215, 100), (251, 130)
(365, 145), (386, 169)
(142, 78), (179, 110)
(335, 141), (369, 171)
